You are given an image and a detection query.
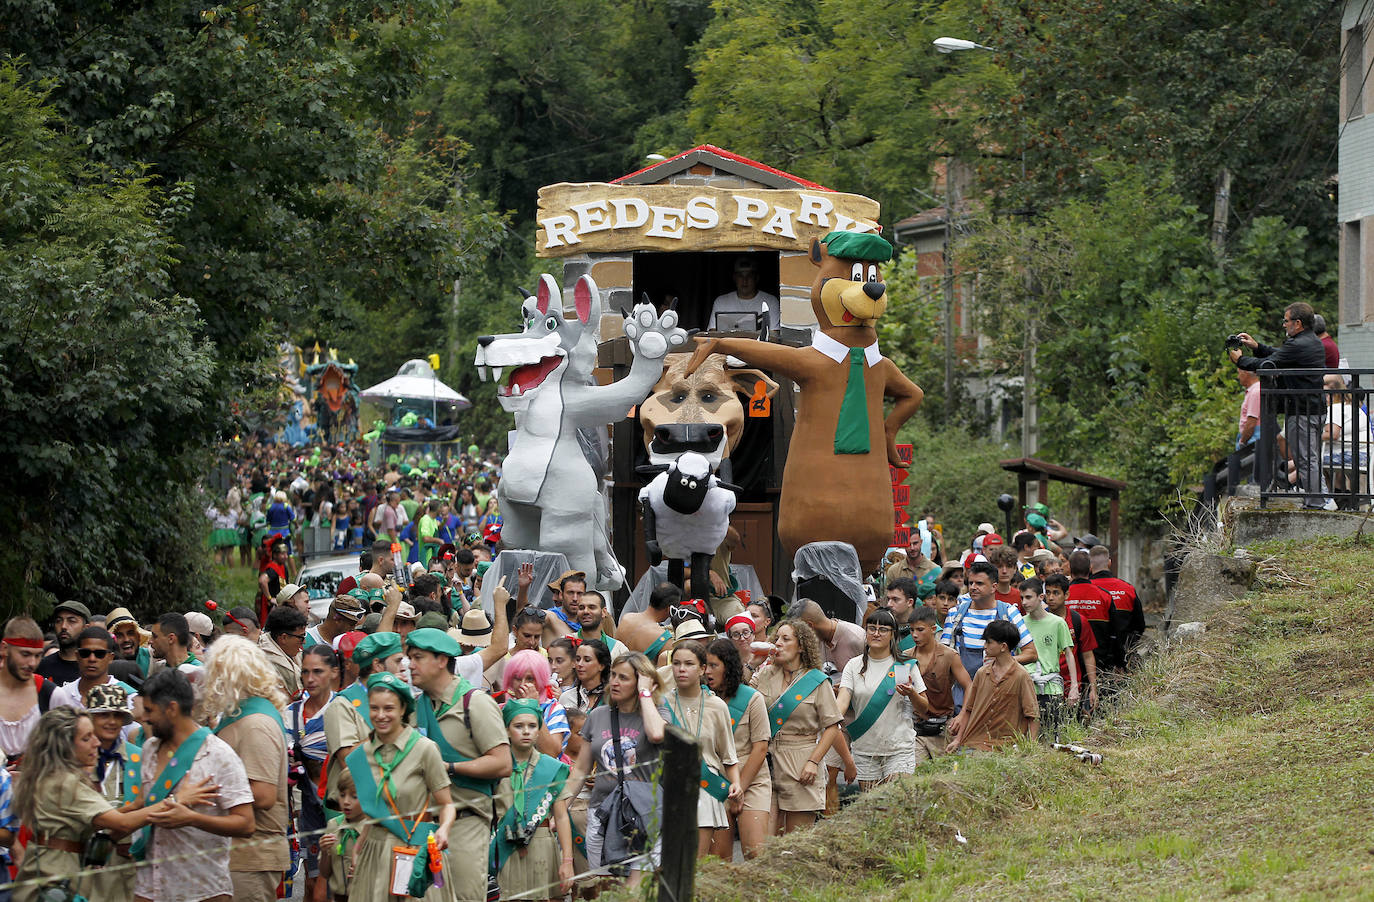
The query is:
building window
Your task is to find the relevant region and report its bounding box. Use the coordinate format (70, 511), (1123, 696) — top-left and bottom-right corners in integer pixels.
(1347, 24), (1365, 120)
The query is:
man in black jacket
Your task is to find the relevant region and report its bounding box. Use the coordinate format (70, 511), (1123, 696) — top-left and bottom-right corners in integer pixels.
(1230, 301), (1334, 509)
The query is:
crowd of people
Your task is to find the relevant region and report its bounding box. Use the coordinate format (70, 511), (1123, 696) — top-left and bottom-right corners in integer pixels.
(0, 437), (1149, 902)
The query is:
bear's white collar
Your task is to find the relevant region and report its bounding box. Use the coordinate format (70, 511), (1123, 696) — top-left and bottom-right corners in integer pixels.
(811, 331), (881, 367)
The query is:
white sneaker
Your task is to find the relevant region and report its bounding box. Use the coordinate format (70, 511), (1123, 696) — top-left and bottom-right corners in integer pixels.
(1322, 499), (1338, 511)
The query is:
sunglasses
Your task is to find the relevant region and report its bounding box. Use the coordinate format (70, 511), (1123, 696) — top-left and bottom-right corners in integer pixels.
(77, 648), (110, 659)
(521, 606), (547, 621)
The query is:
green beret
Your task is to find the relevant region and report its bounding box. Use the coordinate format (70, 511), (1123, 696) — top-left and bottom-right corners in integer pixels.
(822, 230), (893, 263)
(475, 561), (492, 578)
(398, 463), (413, 475)
(365, 671), (414, 715)
(503, 697), (543, 727)
(353, 631), (402, 670)
(405, 626), (460, 658)
(414, 612), (449, 632)
(427, 460), (440, 469)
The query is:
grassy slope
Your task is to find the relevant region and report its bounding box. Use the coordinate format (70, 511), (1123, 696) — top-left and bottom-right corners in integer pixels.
(688, 536), (1374, 902)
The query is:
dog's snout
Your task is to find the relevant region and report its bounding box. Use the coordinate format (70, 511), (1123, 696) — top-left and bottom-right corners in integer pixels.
(477, 335), (496, 347)
(863, 281), (885, 301)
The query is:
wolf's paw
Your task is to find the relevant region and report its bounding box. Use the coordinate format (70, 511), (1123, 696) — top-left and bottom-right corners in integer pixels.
(623, 305), (689, 360)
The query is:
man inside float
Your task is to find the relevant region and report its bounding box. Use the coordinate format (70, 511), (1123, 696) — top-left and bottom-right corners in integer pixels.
(708, 257), (780, 335)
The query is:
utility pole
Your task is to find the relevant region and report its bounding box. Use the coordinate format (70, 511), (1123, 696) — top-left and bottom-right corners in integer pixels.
(1022, 266), (1040, 457)
(943, 163), (956, 419)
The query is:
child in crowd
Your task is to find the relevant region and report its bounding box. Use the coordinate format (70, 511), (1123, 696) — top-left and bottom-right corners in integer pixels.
(1019, 577), (1079, 738)
(319, 769), (363, 902)
(491, 699), (575, 901)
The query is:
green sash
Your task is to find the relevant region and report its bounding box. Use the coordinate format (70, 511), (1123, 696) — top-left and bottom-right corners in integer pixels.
(214, 696), (286, 737)
(414, 680), (497, 796)
(845, 666), (898, 744)
(129, 727), (211, 860)
(768, 669), (828, 737)
(897, 632), (916, 654)
(120, 741), (143, 805)
(345, 736), (441, 898)
(135, 646), (151, 678)
(725, 685), (757, 731)
(666, 694), (731, 802)
(338, 681), (372, 728)
(645, 628), (673, 661)
(489, 753), (569, 874)
(834, 347), (871, 454)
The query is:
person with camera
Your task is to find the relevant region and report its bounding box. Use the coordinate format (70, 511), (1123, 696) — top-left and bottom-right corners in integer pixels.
(1229, 302), (1335, 510)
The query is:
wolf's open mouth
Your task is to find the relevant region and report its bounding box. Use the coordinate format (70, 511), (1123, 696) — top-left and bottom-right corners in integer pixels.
(497, 356), (561, 398)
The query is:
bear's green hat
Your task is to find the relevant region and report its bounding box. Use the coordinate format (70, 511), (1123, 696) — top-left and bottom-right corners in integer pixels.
(821, 230), (893, 262)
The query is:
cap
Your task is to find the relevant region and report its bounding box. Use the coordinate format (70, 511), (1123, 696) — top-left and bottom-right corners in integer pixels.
(475, 561), (492, 579)
(410, 562), (427, 580)
(365, 671), (414, 714)
(1026, 513), (1048, 529)
(184, 612), (213, 637)
(330, 597), (365, 622)
(105, 607), (138, 631)
(359, 612), (383, 634)
(415, 612), (449, 632)
(393, 602), (418, 622)
(353, 631), (402, 669)
(548, 569), (587, 592)
(275, 584), (304, 605)
(53, 600), (91, 621)
(673, 619), (711, 642)
(939, 560), (964, 576)
(732, 257), (758, 273)
(1025, 503), (1050, 517)
(404, 627), (462, 658)
(459, 610), (493, 647)
(335, 575), (359, 596)
(503, 697), (544, 726)
(1075, 533), (1102, 548)
(976, 522), (996, 535)
(981, 533), (1004, 548)
(959, 551), (988, 569)
(85, 684), (132, 723)
(334, 630), (367, 659)
(1029, 548), (1058, 563)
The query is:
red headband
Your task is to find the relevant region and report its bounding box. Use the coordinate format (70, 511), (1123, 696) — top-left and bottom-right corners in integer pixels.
(725, 614), (755, 634)
(3, 637), (43, 649)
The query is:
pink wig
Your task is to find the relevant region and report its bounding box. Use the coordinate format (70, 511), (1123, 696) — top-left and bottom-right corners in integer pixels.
(502, 649), (553, 694)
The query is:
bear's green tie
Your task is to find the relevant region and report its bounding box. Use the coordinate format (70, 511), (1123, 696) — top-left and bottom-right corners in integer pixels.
(834, 346), (870, 454)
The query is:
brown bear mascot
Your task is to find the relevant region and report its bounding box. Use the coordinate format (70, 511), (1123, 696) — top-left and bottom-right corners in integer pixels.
(688, 230), (923, 571)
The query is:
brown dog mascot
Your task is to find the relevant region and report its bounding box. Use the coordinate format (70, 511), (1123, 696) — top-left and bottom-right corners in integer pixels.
(688, 230), (923, 571)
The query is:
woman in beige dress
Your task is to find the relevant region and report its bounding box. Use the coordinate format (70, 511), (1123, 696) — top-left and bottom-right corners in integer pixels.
(750, 619), (841, 834)
(12, 707), (179, 902)
(347, 672), (457, 901)
(666, 640), (741, 857)
(705, 638), (771, 858)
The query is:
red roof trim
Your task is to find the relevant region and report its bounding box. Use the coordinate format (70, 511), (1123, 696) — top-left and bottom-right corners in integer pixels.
(611, 144), (833, 191)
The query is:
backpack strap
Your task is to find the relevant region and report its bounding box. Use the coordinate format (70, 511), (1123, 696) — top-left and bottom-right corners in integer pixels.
(35, 676), (55, 713)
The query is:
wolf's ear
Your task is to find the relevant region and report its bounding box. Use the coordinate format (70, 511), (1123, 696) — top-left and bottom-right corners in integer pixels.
(536, 273), (559, 315)
(573, 275), (601, 325)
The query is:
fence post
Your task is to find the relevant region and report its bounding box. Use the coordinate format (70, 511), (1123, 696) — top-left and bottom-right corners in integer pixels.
(657, 725), (700, 902)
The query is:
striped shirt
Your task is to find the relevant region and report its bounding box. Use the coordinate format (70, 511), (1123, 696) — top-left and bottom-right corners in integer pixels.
(940, 602), (1034, 653)
(540, 698), (570, 751)
(288, 691), (333, 762)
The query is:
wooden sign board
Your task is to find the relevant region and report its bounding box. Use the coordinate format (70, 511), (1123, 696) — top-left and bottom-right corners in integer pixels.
(536, 182), (881, 257)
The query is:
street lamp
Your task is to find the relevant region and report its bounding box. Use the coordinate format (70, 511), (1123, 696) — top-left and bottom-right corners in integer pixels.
(932, 36), (1038, 458)
(932, 37), (996, 54)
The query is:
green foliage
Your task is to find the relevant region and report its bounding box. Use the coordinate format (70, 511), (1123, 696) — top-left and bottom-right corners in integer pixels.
(0, 64), (214, 615)
(963, 168), (1333, 526)
(967, 0), (1338, 240)
(421, 0), (713, 222)
(687, 0), (996, 219)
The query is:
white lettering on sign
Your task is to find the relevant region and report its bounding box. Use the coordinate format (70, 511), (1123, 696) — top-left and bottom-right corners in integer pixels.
(610, 198), (649, 229)
(647, 205), (685, 239)
(540, 215), (579, 248)
(535, 182), (881, 257)
(761, 205), (797, 239)
(685, 195), (720, 230)
(571, 200), (612, 234)
(732, 195), (770, 227)
(797, 193), (833, 226)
